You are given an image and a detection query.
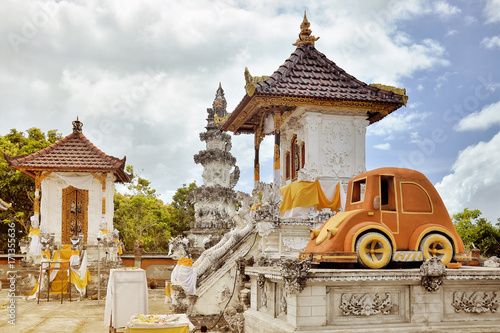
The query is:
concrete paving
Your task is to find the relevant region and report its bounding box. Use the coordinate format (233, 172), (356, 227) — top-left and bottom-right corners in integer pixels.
(0, 288), (170, 332)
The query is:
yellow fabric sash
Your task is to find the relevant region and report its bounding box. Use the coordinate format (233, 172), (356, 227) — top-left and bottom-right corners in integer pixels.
(28, 248), (91, 296)
(101, 229), (108, 237)
(280, 180), (341, 213)
(29, 228), (40, 236)
(115, 239), (123, 254)
(165, 282), (172, 296)
(41, 251), (51, 260)
(250, 203), (261, 211)
(177, 258), (193, 267)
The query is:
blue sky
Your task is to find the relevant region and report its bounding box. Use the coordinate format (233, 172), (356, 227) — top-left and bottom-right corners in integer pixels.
(1, 0), (499, 221)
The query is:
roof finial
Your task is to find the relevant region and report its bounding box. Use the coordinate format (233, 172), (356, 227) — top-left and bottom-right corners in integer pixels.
(72, 117), (83, 133)
(293, 11), (319, 47)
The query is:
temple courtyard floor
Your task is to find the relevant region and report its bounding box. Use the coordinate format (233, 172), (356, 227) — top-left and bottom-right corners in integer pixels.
(0, 288), (170, 332)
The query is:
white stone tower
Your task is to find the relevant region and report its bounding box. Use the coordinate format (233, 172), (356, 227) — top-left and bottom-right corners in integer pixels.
(189, 84), (240, 249)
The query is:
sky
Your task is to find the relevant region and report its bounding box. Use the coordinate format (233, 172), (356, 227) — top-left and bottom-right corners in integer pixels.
(1, 0), (499, 221)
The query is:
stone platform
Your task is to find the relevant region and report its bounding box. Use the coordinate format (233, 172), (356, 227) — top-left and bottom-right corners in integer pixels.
(244, 266), (500, 333)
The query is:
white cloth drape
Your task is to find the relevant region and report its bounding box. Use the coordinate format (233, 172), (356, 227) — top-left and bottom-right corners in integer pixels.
(29, 235), (42, 255)
(71, 250), (88, 296)
(54, 172), (95, 190)
(171, 265), (197, 295)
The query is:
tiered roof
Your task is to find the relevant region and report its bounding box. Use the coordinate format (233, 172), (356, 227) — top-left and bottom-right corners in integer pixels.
(220, 13), (407, 134)
(4, 119), (131, 183)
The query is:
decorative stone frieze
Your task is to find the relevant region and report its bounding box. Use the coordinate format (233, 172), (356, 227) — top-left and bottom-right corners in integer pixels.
(340, 293), (392, 316)
(199, 129), (231, 143)
(452, 291), (498, 313)
(191, 185), (237, 204)
(193, 149), (236, 166)
(278, 257), (311, 295)
(258, 274), (266, 290)
(420, 257), (446, 292)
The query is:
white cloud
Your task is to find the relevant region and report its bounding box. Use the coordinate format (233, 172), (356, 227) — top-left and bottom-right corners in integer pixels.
(465, 15), (477, 25)
(435, 131), (500, 221)
(481, 36), (500, 50)
(435, 71), (457, 91)
(368, 110), (431, 137)
(433, 1), (461, 19)
(374, 143), (391, 150)
(0, 0), (459, 201)
(484, 0), (500, 24)
(455, 101), (500, 132)
(417, 84), (424, 91)
(445, 29), (458, 37)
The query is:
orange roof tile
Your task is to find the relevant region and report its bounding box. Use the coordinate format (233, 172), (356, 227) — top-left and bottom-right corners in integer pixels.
(4, 120), (131, 183)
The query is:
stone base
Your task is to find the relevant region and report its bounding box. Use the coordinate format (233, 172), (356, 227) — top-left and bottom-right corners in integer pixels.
(244, 266), (500, 332)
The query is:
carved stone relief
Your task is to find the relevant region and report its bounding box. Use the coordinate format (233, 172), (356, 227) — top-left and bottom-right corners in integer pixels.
(321, 119), (353, 178)
(279, 257), (311, 295)
(340, 293), (393, 316)
(452, 292), (498, 313)
(282, 236), (310, 252)
(420, 257), (446, 292)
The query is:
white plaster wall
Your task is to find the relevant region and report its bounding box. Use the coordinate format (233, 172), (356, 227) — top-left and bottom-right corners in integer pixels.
(280, 111), (369, 185)
(40, 172), (116, 246)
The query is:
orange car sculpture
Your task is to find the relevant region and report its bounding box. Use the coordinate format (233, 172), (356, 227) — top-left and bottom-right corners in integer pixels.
(299, 167), (469, 268)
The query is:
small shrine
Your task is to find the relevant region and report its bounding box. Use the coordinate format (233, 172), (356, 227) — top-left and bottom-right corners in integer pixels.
(4, 118), (131, 247)
(220, 13), (407, 221)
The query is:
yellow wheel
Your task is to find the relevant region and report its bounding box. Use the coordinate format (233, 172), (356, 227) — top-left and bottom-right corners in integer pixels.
(419, 233), (453, 265)
(356, 232), (392, 269)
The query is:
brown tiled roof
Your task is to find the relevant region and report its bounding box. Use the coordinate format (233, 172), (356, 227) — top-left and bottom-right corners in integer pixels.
(4, 131), (131, 183)
(221, 42), (407, 133)
(253, 44), (405, 105)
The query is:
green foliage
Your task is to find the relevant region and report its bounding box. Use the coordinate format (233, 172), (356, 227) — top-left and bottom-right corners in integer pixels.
(166, 182), (197, 238)
(0, 128), (62, 252)
(113, 191), (171, 252)
(453, 208), (500, 257)
(113, 168), (197, 252)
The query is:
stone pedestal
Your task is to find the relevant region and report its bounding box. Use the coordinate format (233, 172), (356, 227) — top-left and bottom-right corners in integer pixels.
(244, 266), (500, 332)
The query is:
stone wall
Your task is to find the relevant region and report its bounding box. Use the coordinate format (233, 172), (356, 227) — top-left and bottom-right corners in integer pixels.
(244, 266), (500, 332)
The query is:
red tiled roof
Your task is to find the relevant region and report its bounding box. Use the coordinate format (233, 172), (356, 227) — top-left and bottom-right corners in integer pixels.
(4, 131), (131, 183)
(253, 44), (405, 105)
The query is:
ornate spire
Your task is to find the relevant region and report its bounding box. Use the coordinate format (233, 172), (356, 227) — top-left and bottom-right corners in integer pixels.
(213, 83), (227, 119)
(72, 117), (83, 133)
(293, 11), (319, 47)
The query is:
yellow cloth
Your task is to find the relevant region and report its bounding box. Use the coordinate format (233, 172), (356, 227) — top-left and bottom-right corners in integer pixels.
(115, 239), (123, 254)
(280, 180), (341, 213)
(41, 251), (51, 260)
(60, 244), (72, 260)
(28, 248), (91, 296)
(177, 258), (192, 267)
(29, 228), (40, 236)
(101, 229), (108, 237)
(250, 203), (261, 211)
(165, 282), (172, 296)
